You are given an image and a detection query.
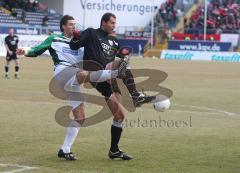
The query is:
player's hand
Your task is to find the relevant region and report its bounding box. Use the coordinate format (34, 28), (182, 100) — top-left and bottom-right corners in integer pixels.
(73, 29), (81, 40)
(118, 46), (131, 56)
(117, 46), (132, 60)
(16, 48), (25, 55)
(8, 50), (13, 55)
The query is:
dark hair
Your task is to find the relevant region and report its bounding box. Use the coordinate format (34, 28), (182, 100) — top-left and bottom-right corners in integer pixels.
(60, 15), (74, 32)
(100, 12), (116, 27)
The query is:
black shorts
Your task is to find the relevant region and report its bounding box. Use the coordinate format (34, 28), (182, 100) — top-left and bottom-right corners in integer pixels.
(6, 52), (17, 61)
(91, 80), (121, 98)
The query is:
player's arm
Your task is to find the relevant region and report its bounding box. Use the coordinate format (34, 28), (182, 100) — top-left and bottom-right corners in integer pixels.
(111, 37), (131, 59)
(69, 28), (90, 50)
(4, 38), (12, 55)
(16, 36), (19, 49)
(17, 35), (55, 57)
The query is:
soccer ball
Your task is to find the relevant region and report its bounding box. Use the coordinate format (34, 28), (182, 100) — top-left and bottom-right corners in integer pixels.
(153, 95), (171, 112)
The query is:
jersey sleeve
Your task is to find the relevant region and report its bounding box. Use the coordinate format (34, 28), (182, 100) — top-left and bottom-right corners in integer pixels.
(4, 36), (8, 45)
(69, 28), (91, 50)
(16, 36), (19, 44)
(26, 35), (55, 57)
(113, 38), (124, 59)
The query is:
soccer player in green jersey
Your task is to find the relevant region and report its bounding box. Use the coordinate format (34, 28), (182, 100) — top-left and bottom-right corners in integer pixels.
(17, 15), (128, 160)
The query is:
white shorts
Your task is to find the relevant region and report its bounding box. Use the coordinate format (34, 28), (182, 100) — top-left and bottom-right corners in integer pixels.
(54, 65), (84, 110)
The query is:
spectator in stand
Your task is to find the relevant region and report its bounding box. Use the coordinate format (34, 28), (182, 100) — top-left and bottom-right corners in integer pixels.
(21, 9), (27, 23)
(42, 15), (49, 26)
(184, 0), (240, 35)
(154, 0), (178, 29)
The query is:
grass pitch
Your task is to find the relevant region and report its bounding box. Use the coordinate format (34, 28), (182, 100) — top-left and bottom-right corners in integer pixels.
(0, 57), (240, 173)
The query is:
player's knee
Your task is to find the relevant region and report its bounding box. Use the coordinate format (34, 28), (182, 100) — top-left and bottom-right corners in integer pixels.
(74, 113), (85, 125)
(106, 59), (121, 70)
(76, 70), (89, 84)
(105, 62), (113, 70)
(75, 118), (85, 125)
(114, 109), (125, 122)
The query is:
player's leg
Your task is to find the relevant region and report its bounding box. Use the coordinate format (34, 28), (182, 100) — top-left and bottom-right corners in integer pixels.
(13, 58), (20, 79)
(106, 92), (133, 160)
(58, 102), (85, 161)
(55, 65), (84, 161)
(107, 93), (124, 152)
(75, 59), (128, 84)
(123, 69), (156, 107)
(4, 57), (10, 79)
(94, 81), (132, 160)
(106, 59), (156, 107)
(76, 69), (118, 84)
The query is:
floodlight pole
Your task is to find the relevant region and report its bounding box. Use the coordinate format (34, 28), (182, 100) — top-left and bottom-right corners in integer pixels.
(150, 0), (157, 49)
(204, 0), (207, 41)
(83, 6), (86, 29)
(151, 14), (154, 48)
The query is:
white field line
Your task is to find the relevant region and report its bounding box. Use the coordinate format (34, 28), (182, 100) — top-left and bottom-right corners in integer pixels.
(0, 99), (238, 116)
(174, 103), (237, 116)
(0, 164), (37, 173)
(169, 109), (220, 115)
(0, 99), (63, 106)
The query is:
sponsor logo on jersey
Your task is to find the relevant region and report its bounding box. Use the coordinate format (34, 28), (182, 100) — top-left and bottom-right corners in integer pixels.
(62, 47), (78, 56)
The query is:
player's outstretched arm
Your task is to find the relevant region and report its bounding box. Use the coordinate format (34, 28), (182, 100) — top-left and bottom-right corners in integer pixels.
(17, 35), (56, 57)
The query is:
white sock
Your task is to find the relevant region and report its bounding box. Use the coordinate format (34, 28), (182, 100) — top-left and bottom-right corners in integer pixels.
(113, 120), (123, 128)
(61, 120), (80, 153)
(89, 70), (118, 82)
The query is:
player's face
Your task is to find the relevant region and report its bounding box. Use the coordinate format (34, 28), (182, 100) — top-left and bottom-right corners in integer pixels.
(63, 19), (76, 37)
(102, 16), (116, 34)
(8, 28), (14, 36)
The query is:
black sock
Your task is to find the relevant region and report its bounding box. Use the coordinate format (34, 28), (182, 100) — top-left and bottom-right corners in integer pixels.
(110, 125), (122, 152)
(5, 66), (9, 73)
(123, 70), (139, 96)
(15, 66), (19, 72)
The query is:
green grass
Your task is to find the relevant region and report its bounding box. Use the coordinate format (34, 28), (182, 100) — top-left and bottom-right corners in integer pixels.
(0, 57), (240, 173)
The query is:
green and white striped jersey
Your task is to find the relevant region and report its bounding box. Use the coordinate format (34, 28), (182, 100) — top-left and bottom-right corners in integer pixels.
(26, 34), (84, 66)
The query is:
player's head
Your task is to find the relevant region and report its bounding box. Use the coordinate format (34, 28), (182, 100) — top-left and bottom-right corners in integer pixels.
(100, 12), (116, 34)
(8, 27), (14, 36)
(60, 15), (76, 37)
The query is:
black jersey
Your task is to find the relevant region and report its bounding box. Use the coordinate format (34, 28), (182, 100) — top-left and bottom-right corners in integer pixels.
(4, 35), (19, 51)
(70, 28), (120, 70)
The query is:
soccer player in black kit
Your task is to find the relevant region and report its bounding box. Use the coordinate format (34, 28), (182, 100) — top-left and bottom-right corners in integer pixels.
(70, 12), (155, 160)
(4, 27), (20, 79)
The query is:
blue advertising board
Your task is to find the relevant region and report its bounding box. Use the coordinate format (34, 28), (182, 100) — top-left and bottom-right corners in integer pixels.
(168, 40), (232, 52)
(0, 26), (60, 35)
(0, 26), (40, 35)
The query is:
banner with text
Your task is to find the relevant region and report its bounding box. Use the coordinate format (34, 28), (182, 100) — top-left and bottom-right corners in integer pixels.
(160, 50), (240, 62)
(64, 0), (165, 29)
(168, 40), (232, 52)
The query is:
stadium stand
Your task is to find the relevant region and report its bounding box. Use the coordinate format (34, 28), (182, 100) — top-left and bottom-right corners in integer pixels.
(184, 0), (240, 34)
(0, 8), (22, 24)
(144, 0), (240, 57)
(144, 0), (181, 57)
(0, 0), (61, 34)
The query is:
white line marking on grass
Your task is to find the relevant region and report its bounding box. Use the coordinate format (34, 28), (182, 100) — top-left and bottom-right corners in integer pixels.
(169, 109), (220, 115)
(174, 104), (237, 116)
(0, 164), (37, 173)
(0, 99), (63, 106)
(0, 99), (238, 116)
